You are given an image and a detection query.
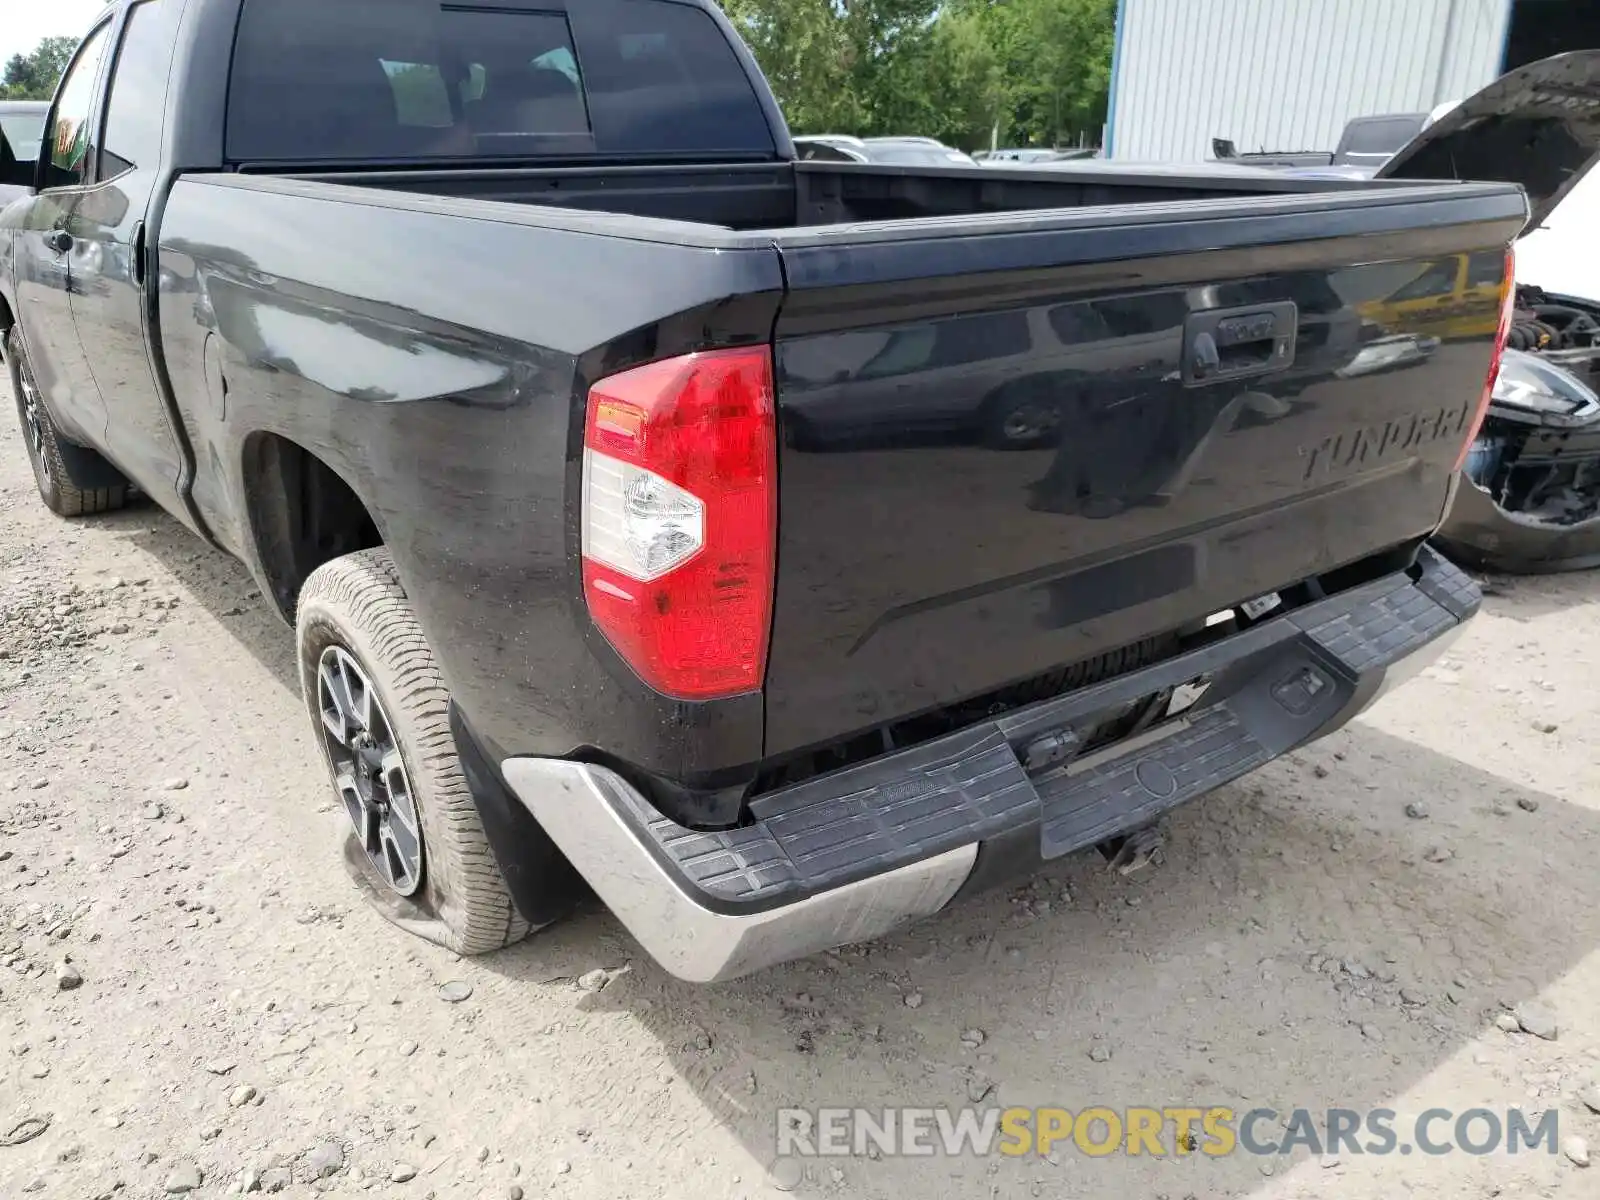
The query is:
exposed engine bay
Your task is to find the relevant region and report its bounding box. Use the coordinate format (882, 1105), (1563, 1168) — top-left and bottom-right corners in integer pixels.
(1461, 287), (1600, 529)
(1504, 285), (1600, 378)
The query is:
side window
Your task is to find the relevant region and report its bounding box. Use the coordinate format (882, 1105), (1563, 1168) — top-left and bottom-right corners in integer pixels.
(1390, 258), (1462, 302)
(1466, 250), (1507, 289)
(929, 311), (1031, 365)
(45, 23), (111, 188)
(859, 312), (1032, 378)
(859, 328), (937, 379)
(1090, 294), (1188, 338)
(1048, 302), (1113, 344)
(101, 0), (181, 179)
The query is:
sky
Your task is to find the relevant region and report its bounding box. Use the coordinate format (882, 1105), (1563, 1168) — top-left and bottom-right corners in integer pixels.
(1, 0), (107, 72)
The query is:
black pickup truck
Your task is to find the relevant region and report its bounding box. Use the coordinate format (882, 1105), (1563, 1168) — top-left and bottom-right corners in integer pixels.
(1211, 109), (1437, 171)
(2, 0), (1587, 982)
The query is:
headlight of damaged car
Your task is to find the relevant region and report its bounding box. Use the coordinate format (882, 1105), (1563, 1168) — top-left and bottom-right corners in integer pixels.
(1491, 349), (1599, 416)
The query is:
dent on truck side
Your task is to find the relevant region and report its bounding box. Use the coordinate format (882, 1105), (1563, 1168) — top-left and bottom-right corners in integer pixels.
(156, 176), (786, 784)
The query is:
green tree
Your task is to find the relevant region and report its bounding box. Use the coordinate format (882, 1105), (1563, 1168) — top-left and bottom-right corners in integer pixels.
(3, 36), (79, 101)
(720, 0), (865, 133)
(717, 0), (1115, 152)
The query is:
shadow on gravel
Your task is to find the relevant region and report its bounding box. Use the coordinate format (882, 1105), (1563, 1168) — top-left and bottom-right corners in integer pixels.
(497, 724), (1600, 1199)
(1478, 567), (1600, 623)
(83, 501), (301, 695)
(76, 501), (1600, 1196)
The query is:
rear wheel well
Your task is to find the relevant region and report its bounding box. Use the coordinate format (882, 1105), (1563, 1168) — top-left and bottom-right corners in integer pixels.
(243, 434), (382, 620)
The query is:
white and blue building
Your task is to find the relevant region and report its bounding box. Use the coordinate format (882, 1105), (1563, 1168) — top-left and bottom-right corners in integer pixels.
(1103, 0), (1599, 161)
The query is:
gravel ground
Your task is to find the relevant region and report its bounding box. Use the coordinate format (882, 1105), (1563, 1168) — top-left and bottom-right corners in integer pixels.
(1, 408), (1598, 1200)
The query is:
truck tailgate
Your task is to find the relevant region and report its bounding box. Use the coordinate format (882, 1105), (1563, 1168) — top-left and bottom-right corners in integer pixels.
(764, 185), (1526, 755)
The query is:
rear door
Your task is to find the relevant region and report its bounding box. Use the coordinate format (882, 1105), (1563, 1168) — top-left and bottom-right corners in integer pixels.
(762, 188), (1527, 755)
(14, 19), (113, 446)
(68, 0), (190, 517)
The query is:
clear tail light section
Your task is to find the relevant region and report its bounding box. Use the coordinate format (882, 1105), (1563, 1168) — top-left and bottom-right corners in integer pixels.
(581, 347), (777, 700)
(1455, 245), (1517, 471)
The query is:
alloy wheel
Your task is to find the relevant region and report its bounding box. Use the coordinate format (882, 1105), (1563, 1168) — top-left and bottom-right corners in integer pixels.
(14, 354), (51, 486)
(315, 645), (425, 896)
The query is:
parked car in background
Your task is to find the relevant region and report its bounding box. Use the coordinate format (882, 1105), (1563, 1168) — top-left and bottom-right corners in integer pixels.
(1357, 250), (1510, 343)
(1212, 109), (1438, 171)
(1359, 56), (1600, 573)
(792, 134), (869, 162)
(1435, 194), (1600, 574)
(982, 148), (1099, 167)
(982, 147), (1098, 165)
(1211, 55), (1600, 575)
(793, 135), (975, 166)
(1440, 347), (1600, 572)
(0, 102), (49, 206)
(983, 147), (1057, 163)
(858, 136), (975, 165)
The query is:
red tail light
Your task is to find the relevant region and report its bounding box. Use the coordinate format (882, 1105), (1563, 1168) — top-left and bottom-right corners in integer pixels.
(581, 347), (777, 700)
(1455, 245), (1517, 471)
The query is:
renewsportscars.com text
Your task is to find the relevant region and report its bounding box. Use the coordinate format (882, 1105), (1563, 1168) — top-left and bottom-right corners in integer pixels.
(776, 1106), (1561, 1159)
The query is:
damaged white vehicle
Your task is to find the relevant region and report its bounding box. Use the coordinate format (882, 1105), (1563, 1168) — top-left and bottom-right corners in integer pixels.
(1371, 53), (1600, 573)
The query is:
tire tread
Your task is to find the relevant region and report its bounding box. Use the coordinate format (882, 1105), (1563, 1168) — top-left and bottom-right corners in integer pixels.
(7, 328), (129, 518)
(297, 548), (529, 955)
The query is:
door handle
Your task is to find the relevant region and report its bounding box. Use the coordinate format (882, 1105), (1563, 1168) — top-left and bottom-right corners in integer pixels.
(44, 230), (74, 254)
(131, 221), (146, 287)
(1182, 302), (1299, 386)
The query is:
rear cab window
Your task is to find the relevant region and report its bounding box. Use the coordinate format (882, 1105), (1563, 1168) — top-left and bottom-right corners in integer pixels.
(225, 0), (776, 164)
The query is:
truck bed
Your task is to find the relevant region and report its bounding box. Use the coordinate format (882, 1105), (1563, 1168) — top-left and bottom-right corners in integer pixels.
(270, 157), (1437, 230)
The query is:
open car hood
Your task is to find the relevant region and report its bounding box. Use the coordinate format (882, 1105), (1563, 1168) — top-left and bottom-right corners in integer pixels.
(1377, 50), (1600, 234)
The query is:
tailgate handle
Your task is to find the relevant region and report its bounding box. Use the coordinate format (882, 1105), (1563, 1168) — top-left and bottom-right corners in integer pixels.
(1183, 301), (1298, 385)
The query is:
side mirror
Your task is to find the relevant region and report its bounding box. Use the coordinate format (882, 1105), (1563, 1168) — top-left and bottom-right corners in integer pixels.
(0, 128), (38, 190)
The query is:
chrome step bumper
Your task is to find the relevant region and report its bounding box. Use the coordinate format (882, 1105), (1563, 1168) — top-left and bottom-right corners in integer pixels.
(500, 546), (1478, 982)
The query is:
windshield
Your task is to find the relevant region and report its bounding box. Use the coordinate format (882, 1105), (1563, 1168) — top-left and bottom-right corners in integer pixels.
(1340, 115), (1426, 156)
(0, 112), (45, 161)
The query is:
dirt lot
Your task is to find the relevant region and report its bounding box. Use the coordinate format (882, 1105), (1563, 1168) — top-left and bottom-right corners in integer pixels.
(1, 409), (1598, 1200)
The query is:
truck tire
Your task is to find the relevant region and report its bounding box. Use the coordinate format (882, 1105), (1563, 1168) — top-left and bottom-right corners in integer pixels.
(6, 327), (129, 517)
(296, 548), (531, 955)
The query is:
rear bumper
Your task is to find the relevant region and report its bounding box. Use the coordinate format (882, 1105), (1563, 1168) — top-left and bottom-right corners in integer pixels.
(501, 546), (1479, 982)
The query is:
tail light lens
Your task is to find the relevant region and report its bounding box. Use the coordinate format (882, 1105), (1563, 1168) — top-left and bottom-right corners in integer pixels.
(1455, 245), (1517, 471)
(581, 347), (776, 700)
